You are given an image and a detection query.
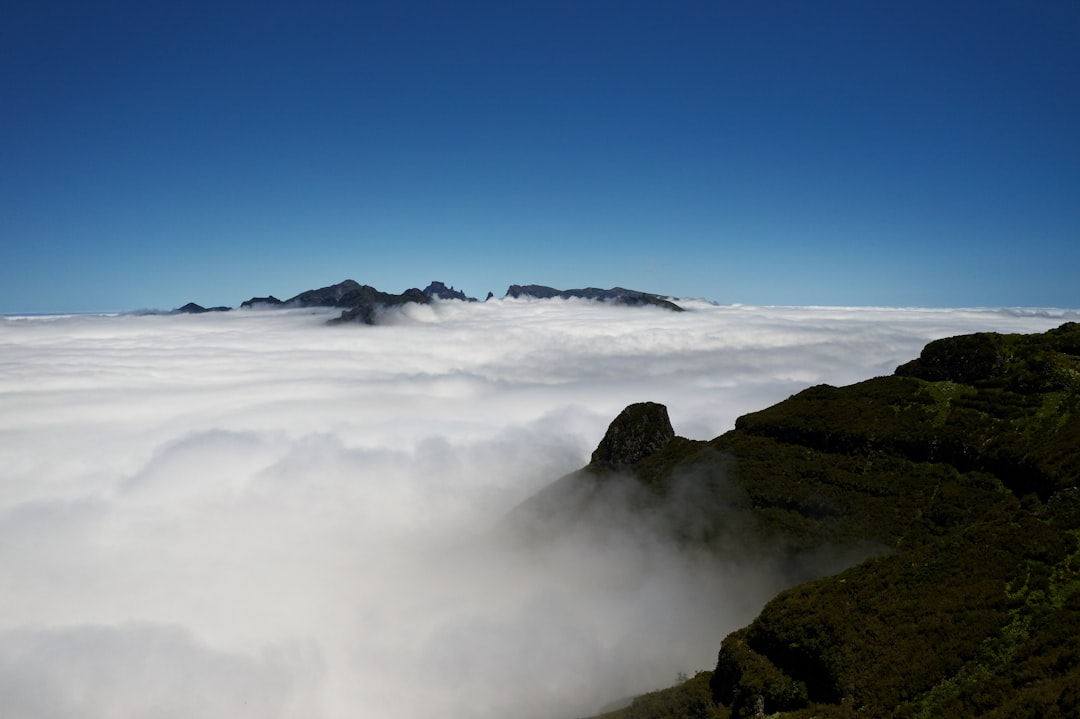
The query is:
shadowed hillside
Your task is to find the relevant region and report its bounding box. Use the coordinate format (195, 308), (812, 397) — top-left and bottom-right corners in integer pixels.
(511, 322), (1080, 718)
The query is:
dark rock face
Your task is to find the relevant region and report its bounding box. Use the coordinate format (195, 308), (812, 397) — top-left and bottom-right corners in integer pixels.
(423, 281), (475, 302)
(590, 402), (676, 469)
(504, 284), (685, 311)
(239, 296), (283, 309)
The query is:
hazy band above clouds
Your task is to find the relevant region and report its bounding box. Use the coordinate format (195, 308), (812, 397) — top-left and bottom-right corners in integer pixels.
(0, 300), (1074, 718)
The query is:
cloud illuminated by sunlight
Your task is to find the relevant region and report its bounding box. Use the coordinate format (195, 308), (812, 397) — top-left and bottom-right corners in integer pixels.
(0, 300), (1074, 718)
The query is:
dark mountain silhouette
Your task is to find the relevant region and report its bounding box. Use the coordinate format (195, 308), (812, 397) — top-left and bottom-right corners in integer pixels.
(326, 286), (431, 325)
(173, 302), (230, 314)
(423, 281), (476, 302)
(284, 279), (370, 308)
(510, 322), (1080, 718)
(242, 279), (435, 324)
(190, 279), (685, 324)
(239, 295), (283, 308)
(504, 284), (685, 311)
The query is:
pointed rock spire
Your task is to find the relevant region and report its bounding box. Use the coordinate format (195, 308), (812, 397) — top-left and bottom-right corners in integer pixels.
(590, 402), (675, 469)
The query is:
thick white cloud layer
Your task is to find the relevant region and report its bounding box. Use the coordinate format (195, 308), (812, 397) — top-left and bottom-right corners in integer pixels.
(0, 300), (1075, 718)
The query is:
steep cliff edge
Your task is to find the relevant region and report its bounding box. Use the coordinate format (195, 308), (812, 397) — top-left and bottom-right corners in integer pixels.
(523, 323), (1080, 718)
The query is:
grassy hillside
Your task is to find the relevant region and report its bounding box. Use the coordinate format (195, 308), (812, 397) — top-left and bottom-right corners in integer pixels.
(513, 322), (1080, 718)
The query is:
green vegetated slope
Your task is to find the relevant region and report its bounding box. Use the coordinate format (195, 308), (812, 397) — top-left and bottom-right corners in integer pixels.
(523, 322), (1080, 719)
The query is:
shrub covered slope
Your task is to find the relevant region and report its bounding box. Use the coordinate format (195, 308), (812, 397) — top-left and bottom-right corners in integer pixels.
(522, 322), (1080, 718)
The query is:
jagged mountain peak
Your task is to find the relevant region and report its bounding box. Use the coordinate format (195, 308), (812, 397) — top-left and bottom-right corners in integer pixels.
(422, 281), (476, 302)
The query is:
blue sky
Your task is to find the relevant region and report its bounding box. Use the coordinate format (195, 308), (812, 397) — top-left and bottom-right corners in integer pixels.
(2, 1), (1078, 313)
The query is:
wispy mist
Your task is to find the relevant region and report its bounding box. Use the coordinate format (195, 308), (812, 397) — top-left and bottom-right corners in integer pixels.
(0, 300), (1073, 718)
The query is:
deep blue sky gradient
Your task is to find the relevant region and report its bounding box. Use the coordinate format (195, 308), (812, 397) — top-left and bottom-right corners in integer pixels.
(3, 1), (1078, 312)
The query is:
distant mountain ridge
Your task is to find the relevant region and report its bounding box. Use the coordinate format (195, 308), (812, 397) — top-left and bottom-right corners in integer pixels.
(173, 302), (231, 314)
(173, 279), (685, 322)
(505, 284), (685, 312)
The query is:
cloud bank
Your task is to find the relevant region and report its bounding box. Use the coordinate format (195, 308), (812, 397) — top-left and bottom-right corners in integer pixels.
(1, 300), (1075, 718)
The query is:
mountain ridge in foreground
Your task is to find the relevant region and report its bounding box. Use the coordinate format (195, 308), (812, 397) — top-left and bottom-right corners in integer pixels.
(509, 322), (1080, 718)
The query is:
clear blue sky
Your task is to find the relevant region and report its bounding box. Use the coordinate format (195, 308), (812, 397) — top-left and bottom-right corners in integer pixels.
(3, 1), (1078, 313)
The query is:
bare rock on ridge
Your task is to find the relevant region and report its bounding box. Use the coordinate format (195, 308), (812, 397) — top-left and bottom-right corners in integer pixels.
(590, 402), (676, 469)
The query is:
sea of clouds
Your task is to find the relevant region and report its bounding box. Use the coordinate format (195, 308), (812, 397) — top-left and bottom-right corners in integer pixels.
(0, 298), (1075, 719)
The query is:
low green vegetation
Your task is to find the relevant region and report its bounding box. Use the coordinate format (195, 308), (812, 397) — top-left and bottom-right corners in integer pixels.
(590, 672), (725, 719)
(555, 322), (1080, 719)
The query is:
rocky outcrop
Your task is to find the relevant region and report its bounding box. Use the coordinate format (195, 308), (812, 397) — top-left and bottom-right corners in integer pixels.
(589, 402), (676, 469)
(504, 284), (685, 311)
